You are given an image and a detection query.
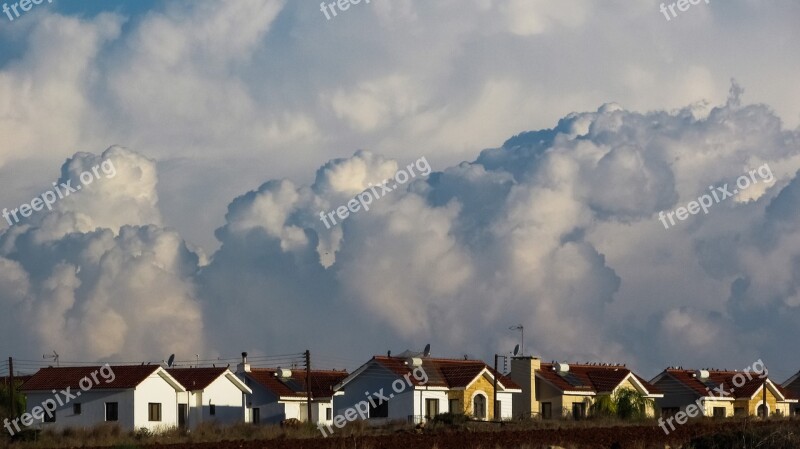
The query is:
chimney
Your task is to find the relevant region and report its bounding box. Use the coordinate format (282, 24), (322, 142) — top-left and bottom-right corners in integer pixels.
(510, 356), (541, 419)
(237, 352), (251, 373)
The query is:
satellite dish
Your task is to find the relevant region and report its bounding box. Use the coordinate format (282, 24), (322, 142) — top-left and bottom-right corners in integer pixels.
(423, 344), (431, 357)
(167, 354), (175, 368)
(513, 344), (520, 356)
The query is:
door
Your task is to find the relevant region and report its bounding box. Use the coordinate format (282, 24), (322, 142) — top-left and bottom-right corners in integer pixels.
(252, 407), (261, 424)
(178, 404), (188, 428)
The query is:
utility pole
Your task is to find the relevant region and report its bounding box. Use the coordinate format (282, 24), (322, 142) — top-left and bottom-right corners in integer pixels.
(304, 350), (312, 423)
(493, 354), (499, 421)
(762, 378), (768, 418)
(8, 357), (15, 417)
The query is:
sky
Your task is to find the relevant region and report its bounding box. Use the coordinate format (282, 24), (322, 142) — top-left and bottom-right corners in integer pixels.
(0, 0), (799, 381)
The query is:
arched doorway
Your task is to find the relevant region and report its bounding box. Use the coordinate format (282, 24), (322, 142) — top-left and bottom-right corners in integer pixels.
(473, 394), (487, 420)
(757, 403), (769, 418)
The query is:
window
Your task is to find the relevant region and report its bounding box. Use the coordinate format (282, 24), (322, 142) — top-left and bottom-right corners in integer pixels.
(148, 403), (162, 422)
(73, 403), (82, 415)
(661, 407), (679, 418)
(473, 394), (486, 419)
(105, 402), (119, 422)
(734, 407), (746, 417)
(210, 404), (216, 416)
(370, 400), (388, 418)
(252, 408), (260, 424)
(326, 408), (332, 420)
(794, 406), (800, 417)
(448, 399), (459, 413)
(425, 398), (439, 419)
(43, 410), (56, 423)
(572, 403), (586, 420)
(541, 402), (552, 420)
(713, 407), (726, 418)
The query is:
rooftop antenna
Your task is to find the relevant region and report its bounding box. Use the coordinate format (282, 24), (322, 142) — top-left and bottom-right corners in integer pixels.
(167, 354), (175, 368)
(423, 344), (431, 358)
(513, 344), (520, 356)
(509, 325), (524, 356)
(43, 351), (59, 367)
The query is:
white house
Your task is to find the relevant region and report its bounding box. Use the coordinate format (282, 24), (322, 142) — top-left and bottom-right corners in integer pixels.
(236, 354), (347, 424)
(20, 365), (185, 432)
(333, 354), (521, 423)
(166, 367), (252, 429)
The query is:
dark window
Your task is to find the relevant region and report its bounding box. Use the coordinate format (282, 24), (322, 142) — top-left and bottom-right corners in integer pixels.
(449, 399), (459, 413)
(572, 403), (586, 420)
(425, 399), (439, 419)
(43, 410), (56, 423)
(105, 402), (119, 422)
(713, 407), (726, 418)
(148, 403), (161, 422)
(794, 406), (800, 416)
(661, 407), (679, 418)
(210, 404), (216, 416)
(370, 400), (389, 418)
(252, 408), (260, 424)
(73, 403), (82, 415)
(542, 402), (552, 420)
(326, 408), (332, 420)
(734, 407), (746, 417)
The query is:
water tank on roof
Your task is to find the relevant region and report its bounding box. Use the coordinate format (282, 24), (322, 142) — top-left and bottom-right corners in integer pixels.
(557, 363), (570, 373)
(695, 369), (709, 379)
(276, 368), (292, 378)
(406, 357), (423, 367)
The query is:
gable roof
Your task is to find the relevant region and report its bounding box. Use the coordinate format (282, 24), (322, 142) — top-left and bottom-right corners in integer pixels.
(167, 367), (251, 393)
(244, 368), (348, 400)
(653, 368), (796, 401)
(337, 356), (520, 392)
(21, 365), (185, 392)
(536, 363), (661, 397)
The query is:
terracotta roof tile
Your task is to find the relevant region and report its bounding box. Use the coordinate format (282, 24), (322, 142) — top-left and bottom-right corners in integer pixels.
(246, 368), (348, 399)
(662, 369), (782, 400)
(167, 367), (228, 391)
(371, 356), (520, 390)
(21, 365), (161, 391)
(537, 363), (658, 395)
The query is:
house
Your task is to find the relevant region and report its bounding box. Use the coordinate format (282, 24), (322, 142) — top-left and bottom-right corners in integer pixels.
(650, 367), (797, 418)
(236, 354), (347, 424)
(510, 356), (663, 420)
(19, 365), (185, 432)
(781, 371), (800, 416)
(333, 354), (521, 423)
(166, 367), (252, 428)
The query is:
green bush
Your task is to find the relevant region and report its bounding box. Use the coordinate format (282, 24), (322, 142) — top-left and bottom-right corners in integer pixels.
(432, 412), (470, 426)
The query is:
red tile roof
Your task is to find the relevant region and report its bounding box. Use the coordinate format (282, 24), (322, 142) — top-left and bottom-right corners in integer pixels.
(371, 356), (521, 390)
(245, 368), (348, 399)
(660, 369), (789, 400)
(167, 367), (228, 391)
(537, 363), (660, 395)
(20, 365), (162, 391)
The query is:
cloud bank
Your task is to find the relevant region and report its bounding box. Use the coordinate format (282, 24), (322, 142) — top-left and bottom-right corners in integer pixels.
(3, 89), (800, 378)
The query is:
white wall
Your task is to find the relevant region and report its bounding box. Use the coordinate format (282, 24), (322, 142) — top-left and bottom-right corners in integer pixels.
(25, 389), (135, 431)
(133, 374), (180, 431)
(179, 376), (247, 428)
(497, 392), (515, 419)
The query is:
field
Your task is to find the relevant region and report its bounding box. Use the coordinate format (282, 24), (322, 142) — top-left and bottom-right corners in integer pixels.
(5, 419), (800, 449)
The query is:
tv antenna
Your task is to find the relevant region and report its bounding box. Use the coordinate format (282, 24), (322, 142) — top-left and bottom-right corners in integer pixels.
(423, 343), (431, 357)
(43, 351), (59, 367)
(167, 354), (175, 368)
(509, 325), (524, 356)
